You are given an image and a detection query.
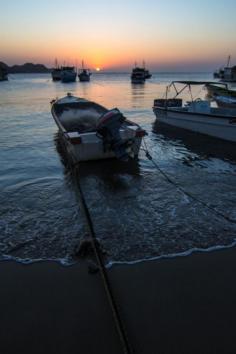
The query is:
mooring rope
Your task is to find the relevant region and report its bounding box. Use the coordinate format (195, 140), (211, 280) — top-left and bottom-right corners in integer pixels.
(142, 138), (236, 225)
(69, 159), (134, 354)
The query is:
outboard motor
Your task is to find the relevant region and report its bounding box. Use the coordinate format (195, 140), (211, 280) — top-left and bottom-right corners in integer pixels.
(96, 108), (129, 161)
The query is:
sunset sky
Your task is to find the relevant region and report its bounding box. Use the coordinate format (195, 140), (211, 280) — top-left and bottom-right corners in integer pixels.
(1, 0), (236, 71)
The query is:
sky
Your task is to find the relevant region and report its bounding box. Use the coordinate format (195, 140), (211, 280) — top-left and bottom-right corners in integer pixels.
(1, 0), (236, 71)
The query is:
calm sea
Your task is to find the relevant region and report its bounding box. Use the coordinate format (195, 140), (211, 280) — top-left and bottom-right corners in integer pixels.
(0, 72), (236, 266)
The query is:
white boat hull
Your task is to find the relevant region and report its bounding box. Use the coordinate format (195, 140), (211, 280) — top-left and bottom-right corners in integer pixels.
(153, 107), (236, 143)
(52, 95), (145, 162)
(61, 131), (142, 162)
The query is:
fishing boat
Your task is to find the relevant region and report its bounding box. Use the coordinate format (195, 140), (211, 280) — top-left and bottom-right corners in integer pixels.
(131, 65), (146, 84)
(153, 81), (236, 143)
(51, 60), (62, 81)
(131, 62), (151, 84)
(78, 61), (91, 82)
(51, 93), (146, 162)
(61, 66), (77, 83)
(213, 56), (236, 82)
(206, 83), (236, 108)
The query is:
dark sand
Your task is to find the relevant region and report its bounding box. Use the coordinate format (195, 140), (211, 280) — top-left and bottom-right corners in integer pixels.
(1, 248), (236, 354)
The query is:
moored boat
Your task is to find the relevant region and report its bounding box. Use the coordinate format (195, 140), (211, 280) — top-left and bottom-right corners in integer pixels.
(51, 59), (62, 81)
(51, 93), (146, 162)
(153, 81), (236, 143)
(0, 64), (8, 81)
(61, 66), (76, 83)
(213, 56), (236, 82)
(78, 61), (91, 82)
(131, 62), (151, 84)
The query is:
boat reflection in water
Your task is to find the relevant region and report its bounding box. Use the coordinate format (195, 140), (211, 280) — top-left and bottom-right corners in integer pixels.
(152, 119), (236, 163)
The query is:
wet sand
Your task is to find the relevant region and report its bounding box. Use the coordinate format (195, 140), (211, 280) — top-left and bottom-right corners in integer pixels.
(1, 248), (236, 354)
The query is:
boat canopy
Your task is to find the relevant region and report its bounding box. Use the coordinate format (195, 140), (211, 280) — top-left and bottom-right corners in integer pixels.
(170, 81), (227, 86)
(166, 81), (228, 99)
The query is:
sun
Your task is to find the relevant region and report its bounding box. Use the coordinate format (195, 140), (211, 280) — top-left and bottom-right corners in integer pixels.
(95, 67), (100, 71)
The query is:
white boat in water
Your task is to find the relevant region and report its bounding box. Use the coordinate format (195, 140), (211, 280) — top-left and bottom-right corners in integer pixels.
(51, 93), (146, 162)
(153, 81), (236, 143)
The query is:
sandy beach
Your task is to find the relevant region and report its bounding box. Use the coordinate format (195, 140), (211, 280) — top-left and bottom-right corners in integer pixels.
(1, 248), (236, 354)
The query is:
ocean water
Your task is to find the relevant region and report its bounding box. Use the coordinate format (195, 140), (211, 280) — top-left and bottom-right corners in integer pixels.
(0, 72), (236, 266)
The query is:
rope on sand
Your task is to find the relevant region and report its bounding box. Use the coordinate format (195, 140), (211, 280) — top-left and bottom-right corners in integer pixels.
(69, 156), (134, 354)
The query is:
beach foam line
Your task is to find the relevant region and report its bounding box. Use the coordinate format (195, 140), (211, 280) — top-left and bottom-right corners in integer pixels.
(1, 239), (236, 268)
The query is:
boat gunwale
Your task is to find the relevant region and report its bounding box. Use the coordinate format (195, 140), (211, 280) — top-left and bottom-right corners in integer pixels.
(153, 106), (236, 120)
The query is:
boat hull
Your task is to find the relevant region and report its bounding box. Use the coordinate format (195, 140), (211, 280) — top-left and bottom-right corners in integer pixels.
(59, 131), (142, 163)
(78, 74), (90, 82)
(153, 107), (236, 142)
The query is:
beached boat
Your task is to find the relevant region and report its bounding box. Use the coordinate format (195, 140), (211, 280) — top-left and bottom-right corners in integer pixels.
(153, 81), (236, 143)
(78, 61), (91, 82)
(61, 66), (76, 83)
(51, 93), (146, 162)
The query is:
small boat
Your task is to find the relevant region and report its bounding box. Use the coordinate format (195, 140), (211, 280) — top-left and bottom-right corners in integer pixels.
(51, 93), (146, 162)
(52, 68), (62, 81)
(153, 81), (236, 143)
(131, 71), (146, 84)
(131, 66), (146, 84)
(131, 62), (151, 84)
(61, 66), (77, 83)
(78, 61), (91, 82)
(0, 64), (8, 81)
(51, 59), (62, 81)
(213, 56), (236, 82)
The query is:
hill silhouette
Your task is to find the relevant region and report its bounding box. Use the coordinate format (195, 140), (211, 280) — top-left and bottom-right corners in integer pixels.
(0, 62), (50, 73)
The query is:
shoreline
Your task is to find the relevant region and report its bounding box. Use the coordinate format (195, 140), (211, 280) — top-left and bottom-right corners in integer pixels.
(1, 247), (236, 353)
(1, 241), (236, 268)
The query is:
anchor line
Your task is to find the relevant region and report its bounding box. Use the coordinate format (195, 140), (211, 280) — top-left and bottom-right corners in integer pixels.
(142, 138), (236, 225)
(68, 156), (134, 354)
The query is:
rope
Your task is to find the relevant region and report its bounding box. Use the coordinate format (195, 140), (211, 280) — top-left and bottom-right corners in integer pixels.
(69, 158), (134, 354)
(142, 139), (236, 225)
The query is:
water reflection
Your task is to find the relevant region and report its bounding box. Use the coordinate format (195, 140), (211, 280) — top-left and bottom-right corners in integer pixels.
(152, 120), (236, 163)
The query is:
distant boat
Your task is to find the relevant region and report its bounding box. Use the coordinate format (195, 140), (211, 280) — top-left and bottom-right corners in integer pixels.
(61, 66), (76, 83)
(153, 81), (236, 143)
(0, 64), (8, 81)
(131, 62), (151, 83)
(51, 93), (146, 162)
(51, 60), (62, 81)
(213, 56), (236, 82)
(78, 61), (91, 82)
(51, 68), (62, 81)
